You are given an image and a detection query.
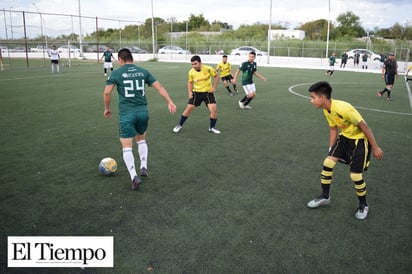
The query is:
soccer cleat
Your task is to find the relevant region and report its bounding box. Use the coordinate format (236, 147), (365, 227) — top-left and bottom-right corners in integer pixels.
(229, 92), (235, 96)
(104, 73), (107, 76)
(131, 176), (141, 190)
(355, 205), (369, 220)
(172, 124), (182, 133)
(140, 167), (148, 177)
(386, 97), (391, 101)
(377, 91), (383, 97)
(208, 127), (221, 134)
(307, 195), (331, 208)
(244, 105), (252, 109)
(238, 100), (245, 109)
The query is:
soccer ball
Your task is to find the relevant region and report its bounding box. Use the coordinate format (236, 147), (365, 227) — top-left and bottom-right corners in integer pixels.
(99, 157), (117, 175)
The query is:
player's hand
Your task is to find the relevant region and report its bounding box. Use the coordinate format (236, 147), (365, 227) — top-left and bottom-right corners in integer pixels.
(168, 103), (177, 114)
(373, 146), (384, 160)
(104, 109), (112, 118)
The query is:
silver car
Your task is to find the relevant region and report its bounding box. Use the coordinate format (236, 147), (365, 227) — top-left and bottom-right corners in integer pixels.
(158, 46), (191, 55)
(230, 46), (268, 56)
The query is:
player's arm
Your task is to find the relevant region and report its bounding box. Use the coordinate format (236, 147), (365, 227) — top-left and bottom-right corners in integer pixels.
(187, 81), (193, 98)
(358, 120), (384, 160)
(210, 73), (219, 93)
(103, 84), (115, 118)
(329, 126), (338, 151)
(152, 81), (176, 114)
(254, 71), (266, 81)
(233, 68), (240, 83)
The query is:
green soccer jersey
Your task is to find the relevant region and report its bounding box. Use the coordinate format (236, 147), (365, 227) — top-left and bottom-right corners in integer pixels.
(106, 64), (157, 114)
(329, 56), (336, 66)
(103, 51), (113, 62)
(239, 61), (257, 85)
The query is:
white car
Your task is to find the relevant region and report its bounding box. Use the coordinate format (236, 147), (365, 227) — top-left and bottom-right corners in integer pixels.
(158, 46), (191, 55)
(58, 45), (81, 54)
(230, 46), (268, 56)
(345, 49), (381, 61)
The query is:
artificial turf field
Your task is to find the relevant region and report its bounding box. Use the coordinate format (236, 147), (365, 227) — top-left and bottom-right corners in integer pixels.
(1, 59), (411, 273)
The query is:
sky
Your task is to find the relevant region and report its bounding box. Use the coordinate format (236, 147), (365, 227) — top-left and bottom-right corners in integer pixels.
(1, 0), (412, 39)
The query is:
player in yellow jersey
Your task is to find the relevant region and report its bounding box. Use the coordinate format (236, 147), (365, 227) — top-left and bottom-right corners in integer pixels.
(406, 64), (412, 82)
(216, 55), (237, 96)
(307, 81), (384, 220)
(173, 55), (220, 134)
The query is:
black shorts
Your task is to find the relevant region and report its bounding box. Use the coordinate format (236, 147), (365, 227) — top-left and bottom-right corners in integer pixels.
(385, 74), (395, 85)
(188, 92), (216, 107)
(329, 135), (371, 173)
(221, 75), (233, 82)
(51, 60), (59, 64)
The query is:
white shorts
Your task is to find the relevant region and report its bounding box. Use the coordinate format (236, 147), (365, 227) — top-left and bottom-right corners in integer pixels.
(104, 62), (113, 69)
(242, 83), (256, 95)
(329, 65), (335, 71)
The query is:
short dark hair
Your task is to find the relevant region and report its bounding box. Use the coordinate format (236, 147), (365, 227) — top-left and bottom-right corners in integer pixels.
(308, 81), (332, 99)
(249, 51), (256, 56)
(190, 55), (201, 63)
(222, 55), (227, 58)
(118, 48), (133, 62)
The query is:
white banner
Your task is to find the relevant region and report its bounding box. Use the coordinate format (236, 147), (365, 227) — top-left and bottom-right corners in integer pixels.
(8, 236), (113, 268)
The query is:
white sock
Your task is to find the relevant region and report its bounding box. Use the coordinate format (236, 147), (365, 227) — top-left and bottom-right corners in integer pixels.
(122, 147), (137, 180)
(137, 140), (148, 169)
(57, 65), (60, 73)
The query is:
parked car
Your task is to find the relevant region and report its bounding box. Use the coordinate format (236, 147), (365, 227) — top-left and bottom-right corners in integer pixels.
(58, 45), (81, 54)
(30, 45), (50, 52)
(124, 46), (148, 54)
(11, 47), (26, 52)
(230, 46), (268, 56)
(0, 46), (8, 53)
(87, 45), (106, 53)
(158, 46), (191, 55)
(345, 49), (381, 61)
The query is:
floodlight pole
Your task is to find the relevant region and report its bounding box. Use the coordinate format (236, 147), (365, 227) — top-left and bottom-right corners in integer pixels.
(151, 0), (156, 58)
(267, 0), (272, 64)
(325, 0), (330, 59)
(78, 0), (84, 57)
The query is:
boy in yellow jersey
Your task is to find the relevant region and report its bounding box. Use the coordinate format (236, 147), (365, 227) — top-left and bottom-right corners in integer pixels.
(216, 55), (237, 96)
(307, 81), (384, 220)
(173, 55), (220, 134)
(406, 64), (412, 82)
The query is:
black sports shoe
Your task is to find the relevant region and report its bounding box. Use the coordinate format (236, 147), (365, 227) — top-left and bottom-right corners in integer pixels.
(131, 176), (141, 190)
(140, 167), (148, 177)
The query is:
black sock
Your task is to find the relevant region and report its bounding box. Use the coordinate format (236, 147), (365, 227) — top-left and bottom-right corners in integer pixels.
(210, 118), (217, 129)
(240, 96), (248, 103)
(321, 184), (330, 198)
(244, 97), (254, 106)
(179, 115), (188, 126)
(226, 86), (232, 93)
(358, 196), (367, 206)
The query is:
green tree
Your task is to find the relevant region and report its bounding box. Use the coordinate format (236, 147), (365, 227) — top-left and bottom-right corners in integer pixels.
(334, 11), (365, 38)
(188, 14), (210, 31)
(297, 19), (331, 40)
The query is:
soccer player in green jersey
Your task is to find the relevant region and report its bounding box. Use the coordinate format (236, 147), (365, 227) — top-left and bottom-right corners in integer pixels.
(233, 51), (266, 110)
(216, 55), (237, 96)
(104, 48), (176, 190)
(325, 52), (337, 77)
(172, 55), (220, 134)
(361, 53), (369, 69)
(307, 81), (384, 220)
(100, 46), (117, 76)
